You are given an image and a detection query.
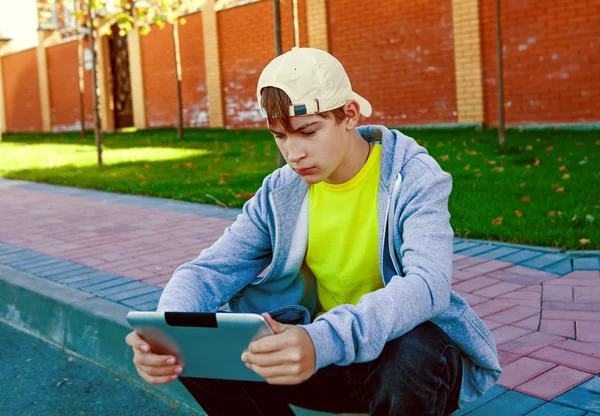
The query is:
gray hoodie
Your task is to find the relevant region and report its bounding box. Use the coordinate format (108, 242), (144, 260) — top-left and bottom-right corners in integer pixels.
(157, 125), (502, 408)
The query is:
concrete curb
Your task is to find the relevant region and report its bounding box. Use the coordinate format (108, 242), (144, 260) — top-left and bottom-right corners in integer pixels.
(0, 265), (204, 415)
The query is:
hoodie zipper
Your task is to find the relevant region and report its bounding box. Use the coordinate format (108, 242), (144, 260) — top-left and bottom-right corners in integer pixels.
(381, 172), (403, 285)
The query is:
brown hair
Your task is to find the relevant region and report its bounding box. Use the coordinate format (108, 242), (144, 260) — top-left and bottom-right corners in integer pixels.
(260, 87), (347, 134)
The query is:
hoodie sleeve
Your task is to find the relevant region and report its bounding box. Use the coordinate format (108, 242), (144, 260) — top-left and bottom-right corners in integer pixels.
(300, 171), (454, 371)
(155, 174), (275, 313)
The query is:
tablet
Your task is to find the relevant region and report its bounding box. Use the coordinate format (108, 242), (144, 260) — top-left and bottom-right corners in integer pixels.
(126, 311), (274, 382)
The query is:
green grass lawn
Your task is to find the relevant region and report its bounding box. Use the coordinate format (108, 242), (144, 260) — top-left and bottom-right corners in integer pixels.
(0, 127), (597, 250)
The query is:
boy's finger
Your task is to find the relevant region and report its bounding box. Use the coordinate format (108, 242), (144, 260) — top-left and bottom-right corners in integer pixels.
(133, 348), (177, 367)
(249, 332), (286, 354)
(125, 331), (150, 352)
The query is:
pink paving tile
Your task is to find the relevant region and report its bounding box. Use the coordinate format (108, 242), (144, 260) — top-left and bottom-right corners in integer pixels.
(453, 254), (469, 262)
(542, 285), (574, 303)
(504, 265), (559, 279)
(455, 291), (489, 306)
(545, 278), (600, 287)
(141, 274), (172, 287)
(543, 309), (600, 321)
(122, 269), (157, 281)
(451, 270), (480, 282)
(528, 346), (600, 373)
(485, 305), (540, 325)
(562, 270), (600, 279)
(498, 331), (566, 356)
(488, 270), (555, 286)
(460, 260), (514, 275)
(453, 256), (492, 271)
(576, 321), (600, 342)
(453, 276), (502, 293)
(539, 319), (576, 339)
(513, 315), (540, 331)
(498, 290), (542, 302)
(491, 325), (533, 345)
(472, 281), (524, 298)
(482, 319), (505, 331)
(543, 301), (600, 312)
(519, 285), (543, 293)
(514, 365), (593, 401)
(497, 357), (556, 389)
(574, 286), (600, 303)
(554, 339), (600, 358)
(472, 299), (517, 318)
(498, 350), (522, 366)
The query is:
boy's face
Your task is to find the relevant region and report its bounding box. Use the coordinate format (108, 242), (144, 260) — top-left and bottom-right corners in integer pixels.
(269, 114), (349, 185)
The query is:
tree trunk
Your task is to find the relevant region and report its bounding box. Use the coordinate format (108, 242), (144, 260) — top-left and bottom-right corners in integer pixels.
(273, 0), (286, 168)
(496, 0), (506, 147)
(77, 12), (86, 139)
(172, 19), (184, 140)
(90, 8), (103, 165)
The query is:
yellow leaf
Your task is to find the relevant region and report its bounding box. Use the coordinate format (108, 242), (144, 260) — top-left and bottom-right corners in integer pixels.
(487, 160), (497, 165)
(559, 166), (568, 172)
(519, 182), (527, 188)
(556, 186), (565, 193)
(439, 154), (450, 161)
(437, 142), (445, 147)
(515, 210), (523, 217)
(525, 164), (531, 169)
(548, 210), (556, 217)
(456, 153), (462, 160)
(551, 184), (560, 190)
(521, 196), (531, 203)
(465, 149), (478, 156)
(579, 238), (590, 246)
(562, 173), (570, 180)
(492, 217), (503, 225)
(534, 157), (541, 167)
(475, 172), (482, 178)
(184, 162), (193, 168)
(557, 156), (563, 162)
(526, 145), (533, 150)
(464, 164), (471, 170)
(493, 166), (504, 172)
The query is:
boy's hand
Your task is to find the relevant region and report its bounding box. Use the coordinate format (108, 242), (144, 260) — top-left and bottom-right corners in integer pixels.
(242, 313), (316, 385)
(125, 331), (184, 385)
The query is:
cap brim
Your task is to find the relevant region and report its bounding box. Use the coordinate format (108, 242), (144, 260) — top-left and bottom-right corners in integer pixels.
(351, 92), (372, 117)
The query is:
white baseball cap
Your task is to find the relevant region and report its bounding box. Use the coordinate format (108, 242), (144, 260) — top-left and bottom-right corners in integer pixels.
(257, 47), (372, 119)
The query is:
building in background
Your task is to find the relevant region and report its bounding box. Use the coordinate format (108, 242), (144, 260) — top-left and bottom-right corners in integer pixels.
(0, 0), (598, 134)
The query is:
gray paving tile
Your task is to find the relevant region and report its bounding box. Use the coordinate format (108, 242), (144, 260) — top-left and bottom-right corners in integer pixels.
(106, 286), (160, 302)
(478, 247), (521, 260)
(456, 245), (498, 257)
(79, 277), (134, 293)
(120, 291), (162, 308)
(134, 299), (160, 311)
(94, 281), (150, 297)
(497, 250), (545, 264)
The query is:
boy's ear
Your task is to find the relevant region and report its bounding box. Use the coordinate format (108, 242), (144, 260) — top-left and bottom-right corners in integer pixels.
(343, 100), (361, 131)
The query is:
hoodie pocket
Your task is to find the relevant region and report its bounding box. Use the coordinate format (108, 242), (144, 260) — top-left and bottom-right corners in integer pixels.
(267, 305), (311, 325)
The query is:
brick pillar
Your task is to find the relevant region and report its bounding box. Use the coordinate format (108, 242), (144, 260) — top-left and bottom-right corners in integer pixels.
(127, 28), (147, 130)
(202, 0), (224, 128)
(37, 30), (59, 132)
(306, 0), (329, 51)
(451, 0), (484, 124)
(98, 35), (115, 132)
(0, 38), (11, 136)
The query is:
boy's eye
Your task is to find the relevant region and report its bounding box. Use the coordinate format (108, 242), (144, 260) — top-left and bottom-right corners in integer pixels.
(302, 131), (316, 136)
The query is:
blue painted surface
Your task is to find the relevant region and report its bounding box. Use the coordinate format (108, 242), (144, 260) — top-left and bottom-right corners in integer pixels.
(106, 286), (160, 302)
(543, 259), (573, 275)
(81, 277), (136, 293)
(451, 386), (508, 415)
(573, 258), (600, 271)
(456, 244), (498, 257)
(525, 402), (586, 416)
(553, 389), (600, 414)
(478, 246), (521, 260)
(463, 390), (545, 415)
(579, 377), (600, 395)
(497, 250), (545, 264)
(522, 253), (568, 269)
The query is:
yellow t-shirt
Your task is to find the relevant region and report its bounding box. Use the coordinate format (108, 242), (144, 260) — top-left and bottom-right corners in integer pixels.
(306, 144), (384, 314)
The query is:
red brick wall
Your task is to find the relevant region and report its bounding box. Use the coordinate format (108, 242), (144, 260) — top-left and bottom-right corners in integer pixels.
(327, 0), (458, 126)
(140, 23), (178, 128)
(1, 48), (43, 132)
(217, 0), (309, 129)
(46, 40), (94, 132)
(480, 0), (600, 125)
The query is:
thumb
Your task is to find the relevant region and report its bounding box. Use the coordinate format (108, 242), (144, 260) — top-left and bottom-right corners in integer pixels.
(262, 313), (289, 334)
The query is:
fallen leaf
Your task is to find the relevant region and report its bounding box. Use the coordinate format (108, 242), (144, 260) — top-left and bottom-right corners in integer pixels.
(185, 179), (192, 184)
(472, 184), (477, 189)
(439, 154), (449, 161)
(184, 162), (193, 168)
(559, 166), (568, 172)
(556, 186), (565, 193)
(521, 196), (531, 203)
(144, 164), (151, 169)
(463, 164), (471, 170)
(562, 173), (571, 180)
(475, 172), (482, 178)
(235, 192), (256, 199)
(465, 149), (478, 156)
(526, 145), (533, 150)
(576, 141), (584, 146)
(492, 217), (503, 225)
(551, 184), (560, 190)
(596, 140), (600, 145)
(548, 211), (556, 217)
(546, 146), (553, 152)
(579, 238), (590, 246)
(493, 166), (504, 172)
(437, 142), (444, 147)
(456, 153), (462, 160)
(519, 183), (527, 188)
(486, 159), (497, 165)
(533, 157), (541, 167)
(525, 164), (531, 169)
(557, 156), (563, 162)
(515, 210), (523, 217)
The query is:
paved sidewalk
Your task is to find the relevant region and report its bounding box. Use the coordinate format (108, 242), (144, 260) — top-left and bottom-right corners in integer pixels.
(1, 178), (599, 415)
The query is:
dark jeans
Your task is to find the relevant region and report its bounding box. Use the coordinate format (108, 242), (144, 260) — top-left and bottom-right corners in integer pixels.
(179, 321), (462, 416)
